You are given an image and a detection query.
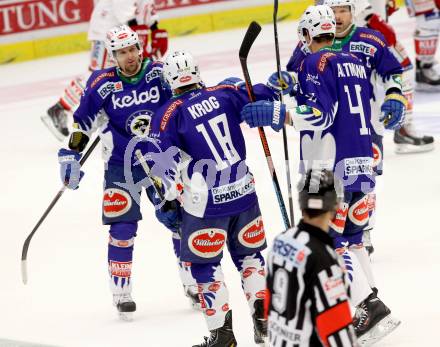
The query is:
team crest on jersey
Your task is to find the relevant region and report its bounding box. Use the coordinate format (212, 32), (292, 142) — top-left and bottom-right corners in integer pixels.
(126, 110), (153, 138)
(349, 42), (377, 57)
(238, 217), (266, 248)
(188, 228), (227, 258)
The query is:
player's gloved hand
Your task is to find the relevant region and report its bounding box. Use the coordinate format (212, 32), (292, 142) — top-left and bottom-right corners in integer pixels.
(218, 77), (246, 90)
(386, 0), (398, 17)
(152, 193), (181, 232)
(241, 100), (286, 132)
(151, 29), (169, 59)
(267, 71), (295, 96)
(380, 93), (407, 130)
(58, 148), (84, 190)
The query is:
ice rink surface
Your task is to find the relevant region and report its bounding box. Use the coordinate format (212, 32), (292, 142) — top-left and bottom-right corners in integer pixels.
(1, 8), (439, 347)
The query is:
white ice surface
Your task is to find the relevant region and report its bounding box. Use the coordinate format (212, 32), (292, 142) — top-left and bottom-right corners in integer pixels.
(1, 9), (439, 347)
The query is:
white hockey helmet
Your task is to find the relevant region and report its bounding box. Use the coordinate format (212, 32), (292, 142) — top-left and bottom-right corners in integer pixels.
(324, 0), (355, 13)
(163, 51), (201, 90)
(106, 25), (141, 57)
(297, 15), (310, 53)
(299, 5), (336, 45)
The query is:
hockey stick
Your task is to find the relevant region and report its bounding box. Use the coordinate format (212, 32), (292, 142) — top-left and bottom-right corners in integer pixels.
(274, 0), (295, 226)
(239, 21), (291, 229)
(21, 136), (100, 284)
(135, 149), (165, 200)
(135, 149), (179, 213)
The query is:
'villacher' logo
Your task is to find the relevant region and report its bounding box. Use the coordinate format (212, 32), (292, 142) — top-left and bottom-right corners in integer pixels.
(188, 228), (227, 258)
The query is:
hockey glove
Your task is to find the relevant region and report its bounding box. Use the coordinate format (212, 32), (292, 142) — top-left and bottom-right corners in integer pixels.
(267, 71), (295, 96)
(153, 196), (181, 232)
(241, 100), (286, 132)
(58, 148), (84, 190)
(151, 29), (168, 59)
(218, 77), (246, 90)
(380, 93), (407, 130)
(386, 0), (398, 17)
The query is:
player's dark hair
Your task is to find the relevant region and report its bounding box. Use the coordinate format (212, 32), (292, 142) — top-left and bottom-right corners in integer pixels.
(175, 83), (200, 94)
(313, 33), (335, 44)
(303, 208), (328, 218)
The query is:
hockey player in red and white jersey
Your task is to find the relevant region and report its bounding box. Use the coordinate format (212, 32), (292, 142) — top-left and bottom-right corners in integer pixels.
(405, 0), (440, 89)
(355, 0), (435, 155)
(41, 0), (168, 141)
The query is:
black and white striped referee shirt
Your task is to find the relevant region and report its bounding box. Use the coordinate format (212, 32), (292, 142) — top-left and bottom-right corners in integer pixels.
(266, 220), (357, 347)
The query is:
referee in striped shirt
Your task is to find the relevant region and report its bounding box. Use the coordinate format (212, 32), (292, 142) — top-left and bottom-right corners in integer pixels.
(266, 170), (358, 347)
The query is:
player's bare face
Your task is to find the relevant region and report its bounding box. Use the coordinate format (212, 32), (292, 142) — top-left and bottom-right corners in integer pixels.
(115, 46), (141, 76)
(332, 6), (353, 37)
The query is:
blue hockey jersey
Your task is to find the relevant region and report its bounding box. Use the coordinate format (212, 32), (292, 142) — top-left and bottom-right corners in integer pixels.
(287, 26), (403, 97)
(73, 59), (171, 165)
(148, 84), (275, 218)
(293, 49), (375, 192)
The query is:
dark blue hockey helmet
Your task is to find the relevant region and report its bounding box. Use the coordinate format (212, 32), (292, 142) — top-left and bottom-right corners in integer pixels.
(298, 169), (341, 212)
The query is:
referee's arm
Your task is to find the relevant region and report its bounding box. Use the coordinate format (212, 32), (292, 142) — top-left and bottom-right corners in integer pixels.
(312, 264), (358, 347)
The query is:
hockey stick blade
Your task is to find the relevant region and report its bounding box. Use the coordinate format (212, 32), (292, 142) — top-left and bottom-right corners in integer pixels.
(239, 21), (262, 60)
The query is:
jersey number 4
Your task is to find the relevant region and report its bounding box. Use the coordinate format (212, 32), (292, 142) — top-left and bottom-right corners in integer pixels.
(344, 84), (370, 136)
(196, 113), (241, 170)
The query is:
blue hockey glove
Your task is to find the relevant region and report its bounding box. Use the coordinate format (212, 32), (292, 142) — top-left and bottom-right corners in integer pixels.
(152, 192), (181, 232)
(380, 93), (407, 130)
(218, 77), (246, 90)
(267, 71), (295, 96)
(241, 100), (286, 132)
(58, 148), (84, 190)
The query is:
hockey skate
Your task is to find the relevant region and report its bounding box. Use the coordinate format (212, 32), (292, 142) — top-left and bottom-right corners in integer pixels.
(113, 293), (136, 321)
(41, 102), (70, 141)
(394, 124), (434, 154)
(362, 229), (374, 256)
(353, 292), (400, 346)
(192, 310), (237, 347)
(415, 60), (440, 92)
(252, 299), (268, 346)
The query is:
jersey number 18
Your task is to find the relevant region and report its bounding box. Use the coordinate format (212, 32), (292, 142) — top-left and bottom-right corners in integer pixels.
(195, 113), (241, 170)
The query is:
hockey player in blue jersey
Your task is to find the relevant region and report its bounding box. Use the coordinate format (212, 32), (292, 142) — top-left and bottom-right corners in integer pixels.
(286, 0), (403, 256)
(145, 51), (276, 346)
(56, 25), (197, 321)
(242, 5), (402, 345)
